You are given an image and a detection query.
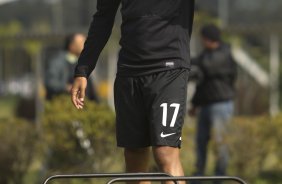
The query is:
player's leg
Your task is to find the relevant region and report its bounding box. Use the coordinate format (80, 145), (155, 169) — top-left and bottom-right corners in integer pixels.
(144, 69), (189, 184)
(124, 147), (151, 172)
(153, 146), (184, 177)
(114, 76), (151, 184)
(124, 147), (151, 184)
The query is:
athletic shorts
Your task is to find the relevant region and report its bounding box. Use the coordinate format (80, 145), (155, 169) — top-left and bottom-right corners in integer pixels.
(114, 68), (189, 148)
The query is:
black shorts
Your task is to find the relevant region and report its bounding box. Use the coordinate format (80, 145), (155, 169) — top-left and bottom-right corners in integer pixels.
(114, 69), (189, 148)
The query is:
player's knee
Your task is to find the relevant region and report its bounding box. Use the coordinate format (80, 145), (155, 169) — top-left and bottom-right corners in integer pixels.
(124, 147), (150, 157)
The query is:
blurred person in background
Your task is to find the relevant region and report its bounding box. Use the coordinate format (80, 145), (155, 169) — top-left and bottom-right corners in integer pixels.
(189, 24), (237, 183)
(71, 0), (195, 182)
(45, 33), (100, 102)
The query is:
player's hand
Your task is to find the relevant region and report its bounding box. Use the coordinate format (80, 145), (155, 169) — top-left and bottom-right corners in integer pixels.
(188, 106), (197, 117)
(71, 77), (87, 109)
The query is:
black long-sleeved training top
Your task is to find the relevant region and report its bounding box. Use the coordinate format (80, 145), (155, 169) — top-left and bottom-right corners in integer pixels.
(75, 0), (194, 77)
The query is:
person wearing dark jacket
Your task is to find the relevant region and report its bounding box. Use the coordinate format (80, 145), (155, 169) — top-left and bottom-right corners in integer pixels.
(189, 24), (237, 182)
(45, 33), (100, 102)
(71, 0), (195, 182)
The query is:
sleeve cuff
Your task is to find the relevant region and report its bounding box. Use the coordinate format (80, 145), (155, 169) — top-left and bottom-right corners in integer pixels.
(74, 65), (90, 78)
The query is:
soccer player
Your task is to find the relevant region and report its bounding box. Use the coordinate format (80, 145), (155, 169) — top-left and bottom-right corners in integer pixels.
(71, 0), (194, 182)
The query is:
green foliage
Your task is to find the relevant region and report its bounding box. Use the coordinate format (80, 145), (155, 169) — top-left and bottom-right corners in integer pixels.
(194, 11), (221, 29)
(0, 21), (22, 36)
(226, 115), (282, 183)
(23, 40), (43, 56)
(0, 21), (23, 48)
(42, 95), (122, 178)
(41, 97), (282, 183)
(3, 94), (282, 184)
(182, 114), (282, 184)
(0, 118), (37, 184)
(269, 114), (282, 167)
(0, 96), (20, 119)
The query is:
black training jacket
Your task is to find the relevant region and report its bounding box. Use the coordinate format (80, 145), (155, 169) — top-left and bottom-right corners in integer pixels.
(75, 0), (195, 77)
(191, 43), (237, 106)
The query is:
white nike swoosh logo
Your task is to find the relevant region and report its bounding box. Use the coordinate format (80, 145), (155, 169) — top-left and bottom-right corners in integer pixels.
(160, 132), (176, 138)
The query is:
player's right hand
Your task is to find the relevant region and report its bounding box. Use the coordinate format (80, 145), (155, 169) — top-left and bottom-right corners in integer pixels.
(71, 77), (87, 109)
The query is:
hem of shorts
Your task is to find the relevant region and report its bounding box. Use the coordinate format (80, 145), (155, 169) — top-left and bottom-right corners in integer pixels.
(117, 143), (151, 148)
(116, 66), (190, 77)
(152, 142), (181, 149)
(117, 142), (181, 148)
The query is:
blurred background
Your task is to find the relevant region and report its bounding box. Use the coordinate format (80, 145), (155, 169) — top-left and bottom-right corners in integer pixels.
(0, 0), (282, 184)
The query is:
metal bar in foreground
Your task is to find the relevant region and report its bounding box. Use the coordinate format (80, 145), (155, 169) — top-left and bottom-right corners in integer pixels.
(106, 176), (247, 184)
(43, 172), (173, 184)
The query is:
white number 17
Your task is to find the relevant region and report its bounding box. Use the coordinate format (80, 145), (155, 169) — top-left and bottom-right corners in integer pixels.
(160, 103), (180, 127)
